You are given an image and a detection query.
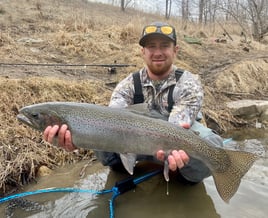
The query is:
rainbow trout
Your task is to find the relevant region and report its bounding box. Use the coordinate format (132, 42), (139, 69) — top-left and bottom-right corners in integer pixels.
(17, 102), (258, 202)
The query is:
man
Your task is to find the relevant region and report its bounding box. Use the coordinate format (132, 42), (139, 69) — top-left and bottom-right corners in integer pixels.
(43, 22), (223, 183)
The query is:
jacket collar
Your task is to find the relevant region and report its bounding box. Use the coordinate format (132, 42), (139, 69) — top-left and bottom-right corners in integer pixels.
(141, 65), (177, 90)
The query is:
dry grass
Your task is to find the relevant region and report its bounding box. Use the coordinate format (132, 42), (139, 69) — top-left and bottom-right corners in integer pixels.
(1, 0), (265, 67)
(201, 57), (268, 132)
(214, 59), (268, 94)
(0, 77), (111, 194)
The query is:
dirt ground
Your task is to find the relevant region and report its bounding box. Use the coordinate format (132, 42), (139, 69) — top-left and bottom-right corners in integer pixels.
(0, 0), (267, 195)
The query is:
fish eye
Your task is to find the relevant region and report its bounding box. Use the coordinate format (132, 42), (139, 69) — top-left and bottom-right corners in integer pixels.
(31, 113), (39, 119)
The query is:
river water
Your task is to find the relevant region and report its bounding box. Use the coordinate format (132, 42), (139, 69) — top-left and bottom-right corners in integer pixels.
(1, 128), (267, 218)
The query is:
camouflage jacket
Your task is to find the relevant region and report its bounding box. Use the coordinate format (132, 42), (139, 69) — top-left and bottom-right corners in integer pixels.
(109, 65), (203, 126)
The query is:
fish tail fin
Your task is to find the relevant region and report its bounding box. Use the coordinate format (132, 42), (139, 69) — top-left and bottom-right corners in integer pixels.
(212, 150), (258, 203)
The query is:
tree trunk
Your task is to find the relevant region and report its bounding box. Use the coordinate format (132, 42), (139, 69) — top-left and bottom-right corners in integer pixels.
(199, 0), (204, 24)
(121, 0), (125, 12)
(165, 0), (172, 19)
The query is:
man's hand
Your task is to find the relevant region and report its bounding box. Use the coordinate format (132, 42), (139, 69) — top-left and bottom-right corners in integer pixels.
(156, 150), (189, 171)
(156, 122), (190, 170)
(43, 124), (76, 152)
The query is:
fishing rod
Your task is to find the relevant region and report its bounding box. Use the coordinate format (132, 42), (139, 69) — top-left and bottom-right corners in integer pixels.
(0, 63), (136, 68)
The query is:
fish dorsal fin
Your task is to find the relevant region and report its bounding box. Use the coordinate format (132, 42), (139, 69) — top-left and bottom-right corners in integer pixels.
(126, 103), (149, 113)
(127, 103), (168, 120)
(120, 153), (137, 175)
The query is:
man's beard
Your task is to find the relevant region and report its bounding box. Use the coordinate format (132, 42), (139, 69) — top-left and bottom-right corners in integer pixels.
(149, 64), (171, 76)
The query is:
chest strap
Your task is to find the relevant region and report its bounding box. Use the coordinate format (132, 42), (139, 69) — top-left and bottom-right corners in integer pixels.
(167, 69), (184, 112)
(133, 71), (144, 104)
(132, 69), (184, 111)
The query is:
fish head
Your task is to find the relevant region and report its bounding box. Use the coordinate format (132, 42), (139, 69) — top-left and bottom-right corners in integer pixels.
(17, 103), (63, 131)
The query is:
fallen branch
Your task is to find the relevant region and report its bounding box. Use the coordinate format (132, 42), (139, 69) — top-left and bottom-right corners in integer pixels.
(213, 90), (255, 96)
(216, 21), (233, 41)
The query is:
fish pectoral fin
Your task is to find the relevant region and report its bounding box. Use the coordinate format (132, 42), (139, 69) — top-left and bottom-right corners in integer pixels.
(126, 103), (149, 113)
(120, 153), (137, 175)
(164, 159), (170, 182)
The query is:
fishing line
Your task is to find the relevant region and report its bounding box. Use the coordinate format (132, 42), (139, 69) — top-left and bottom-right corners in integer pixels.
(0, 169), (162, 218)
(0, 62), (136, 68)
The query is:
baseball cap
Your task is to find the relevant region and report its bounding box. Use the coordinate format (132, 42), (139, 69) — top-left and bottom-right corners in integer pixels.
(139, 22), (177, 47)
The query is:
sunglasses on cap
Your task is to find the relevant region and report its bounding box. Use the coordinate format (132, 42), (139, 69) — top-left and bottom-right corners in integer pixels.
(143, 25), (175, 35)
(139, 23), (176, 46)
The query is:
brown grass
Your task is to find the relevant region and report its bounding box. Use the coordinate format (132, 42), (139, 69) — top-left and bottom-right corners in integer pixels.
(0, 77), (111, 194)
(1, 0), (265, 67)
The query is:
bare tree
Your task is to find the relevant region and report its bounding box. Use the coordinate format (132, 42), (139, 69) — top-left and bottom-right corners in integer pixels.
(121, 0), (125, 11)
(181, 0), (189, 20)
(112, 0), (268, 41)
(120, 0), (133, 11)
(217, 0), (268, 40)
(199, 0), (205, 23)
(247, 0), (268, 40)
(165, 0), (172, 19)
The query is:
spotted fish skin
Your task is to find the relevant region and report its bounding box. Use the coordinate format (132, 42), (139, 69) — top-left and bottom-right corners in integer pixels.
(17, 102), (258, 202)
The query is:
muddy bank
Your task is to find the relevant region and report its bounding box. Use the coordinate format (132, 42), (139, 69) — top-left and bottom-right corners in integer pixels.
(201, 56), (268, 132)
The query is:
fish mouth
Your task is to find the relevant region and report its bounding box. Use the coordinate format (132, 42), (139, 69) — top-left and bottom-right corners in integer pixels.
(17, 114), (35, 128)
